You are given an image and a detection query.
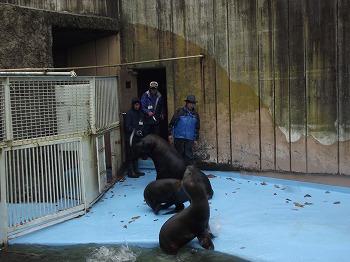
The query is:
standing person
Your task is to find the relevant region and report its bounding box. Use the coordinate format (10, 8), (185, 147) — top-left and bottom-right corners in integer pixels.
(125, 97), (145, 178)
(141, 81), (166, 136)
(168, 94), (200, 165)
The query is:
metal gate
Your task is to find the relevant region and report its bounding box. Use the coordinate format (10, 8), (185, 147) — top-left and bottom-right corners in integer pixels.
(0, 75), (120, 244)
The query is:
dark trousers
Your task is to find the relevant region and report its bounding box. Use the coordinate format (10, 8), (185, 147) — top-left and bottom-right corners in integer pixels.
(174, 138), (194, 165)
(126, 142), (133, 161)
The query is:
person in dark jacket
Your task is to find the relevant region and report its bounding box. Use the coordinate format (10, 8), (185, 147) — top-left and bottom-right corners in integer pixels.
(168, 94), (200, 165)
(125, 97), (145, 178)
(141, 81), (166, 136)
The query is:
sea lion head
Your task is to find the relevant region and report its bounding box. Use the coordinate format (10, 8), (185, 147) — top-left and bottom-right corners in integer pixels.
(182, 165), (207, 200)
(132, 134), (157, 157)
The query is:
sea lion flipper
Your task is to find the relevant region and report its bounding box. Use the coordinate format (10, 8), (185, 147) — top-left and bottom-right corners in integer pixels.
(198, 234), (214, 250)
(162, 209), (176, 215)
(162, 203), (184, 215)
(205, 223), (215, 238)
(174, 203), (185, 212)
(154, 204), (162, 214)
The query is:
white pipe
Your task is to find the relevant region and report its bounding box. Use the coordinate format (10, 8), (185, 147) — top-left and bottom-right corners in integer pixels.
(0, 71), (75, 76)
(0, 54), (205, 72)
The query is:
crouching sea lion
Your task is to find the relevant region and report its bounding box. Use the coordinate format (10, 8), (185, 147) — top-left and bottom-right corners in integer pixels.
(159, 165), (214, 254)
(144, 178), (190, 215)
(132, 134), (214, 199)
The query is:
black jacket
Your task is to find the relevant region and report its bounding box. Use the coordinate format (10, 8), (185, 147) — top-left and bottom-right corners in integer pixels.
(125, 97), (145, 142)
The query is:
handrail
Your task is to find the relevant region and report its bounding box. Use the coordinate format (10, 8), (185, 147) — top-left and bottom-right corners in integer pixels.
(0, 54), (205, 72)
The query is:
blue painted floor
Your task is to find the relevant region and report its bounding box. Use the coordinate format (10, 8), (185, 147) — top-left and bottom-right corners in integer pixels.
(9, 160), (350, 262)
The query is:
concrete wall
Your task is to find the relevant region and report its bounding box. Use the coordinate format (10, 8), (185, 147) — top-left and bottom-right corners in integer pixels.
(0, 3), (119, 69)
(119, 0), (350, 176)
(0, 0), (119, 18)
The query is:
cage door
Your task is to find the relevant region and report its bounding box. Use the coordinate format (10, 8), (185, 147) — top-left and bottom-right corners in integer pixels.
(96, 135), (107, 193)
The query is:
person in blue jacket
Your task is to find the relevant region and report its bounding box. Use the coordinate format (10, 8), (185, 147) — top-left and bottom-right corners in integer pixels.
(168, 94), (200, 165)
(141, 81), (166, 136)
(125, 97), (145, 178)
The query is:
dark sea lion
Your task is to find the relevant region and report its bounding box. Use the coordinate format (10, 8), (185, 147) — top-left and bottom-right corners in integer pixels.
(159, 165), (214, 254)
(132, 134), (214, 199)
(143, 178), (190, 215)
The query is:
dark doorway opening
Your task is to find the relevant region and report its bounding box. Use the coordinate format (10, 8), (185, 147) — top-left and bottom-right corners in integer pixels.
(134, 67), (168, 140)
(52, 26), (117, 68)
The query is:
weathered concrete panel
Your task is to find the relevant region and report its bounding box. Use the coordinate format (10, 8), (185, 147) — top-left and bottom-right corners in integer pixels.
(118, 0), (350, 176)
(158, 0), (175, 118)
(0, 4), (52, 68)
(214, 0), (231, 164)
(272, 0), (290, 171)
(132, 1), (159, 63)
(338, 0), (350, 175)
(305, 1), (338, 173)
(258, 0), (275, 171)
(288, 0), (307, 173)
(229, 0), (260, 170)
(185, 0), (218, 162)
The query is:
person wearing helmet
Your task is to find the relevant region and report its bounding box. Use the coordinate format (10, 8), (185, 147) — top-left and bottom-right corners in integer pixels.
(168, 94), (200, 165)
(140, 81), (166, 136)
(124, 97), (145, 178)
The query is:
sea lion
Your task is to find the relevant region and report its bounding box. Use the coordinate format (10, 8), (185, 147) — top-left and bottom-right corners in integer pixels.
(143, 178), (190, 215)
(132, 134), (214, 199)
(159, 165), (214, 254)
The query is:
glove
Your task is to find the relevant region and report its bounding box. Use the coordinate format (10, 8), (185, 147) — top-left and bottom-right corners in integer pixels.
(168, 135), (174, 143)
(148, 112), (153, 116)
(136, 130), (143, 136)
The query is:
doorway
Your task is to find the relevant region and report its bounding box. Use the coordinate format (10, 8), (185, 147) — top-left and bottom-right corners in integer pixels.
(135, 67), (168, 140)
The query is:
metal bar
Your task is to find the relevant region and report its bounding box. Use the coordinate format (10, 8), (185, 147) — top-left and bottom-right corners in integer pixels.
(19, 149), (24, 223)
(24, 148), (30, 222)
(67, 147), (73, 208)
(74, 141), (81, 203)
(39, 146), (44, 217)
(72, 142), (78, 204)
(33, 147), (38, 220)
(7, 207), (85, 239)
(46, 146), (53, 214)
(3, 77), (12, 141)
(28, 147), (34, 221)
(79, 138), (87, 211)
(0, 144), (8, 244)
(15, 150), (21, 226)
(0, 54), (205, 72)
(62, 143), (68, 209)
(7, 151), (13, 227)
(53, 144), (59, 212)
(58, 143), (63, 211)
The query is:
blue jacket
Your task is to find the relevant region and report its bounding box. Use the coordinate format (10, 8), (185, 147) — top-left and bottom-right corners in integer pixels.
(168, 106), (200, 141)
(141, 90), (165, 125)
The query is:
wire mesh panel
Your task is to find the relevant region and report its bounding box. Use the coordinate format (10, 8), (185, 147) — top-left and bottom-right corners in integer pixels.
(55, 83), (91, 136)
(4, 139), (84, 236)
(9, 78), (91, 141)
(94, 77), (119, 133)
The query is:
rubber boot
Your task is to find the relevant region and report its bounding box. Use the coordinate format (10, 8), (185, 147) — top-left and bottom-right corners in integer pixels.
(133, 160), (145, 176)
(127, 161), (139, 178)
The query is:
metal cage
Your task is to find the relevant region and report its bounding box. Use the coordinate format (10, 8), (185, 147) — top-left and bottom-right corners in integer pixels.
(0, 75), (120, 244)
